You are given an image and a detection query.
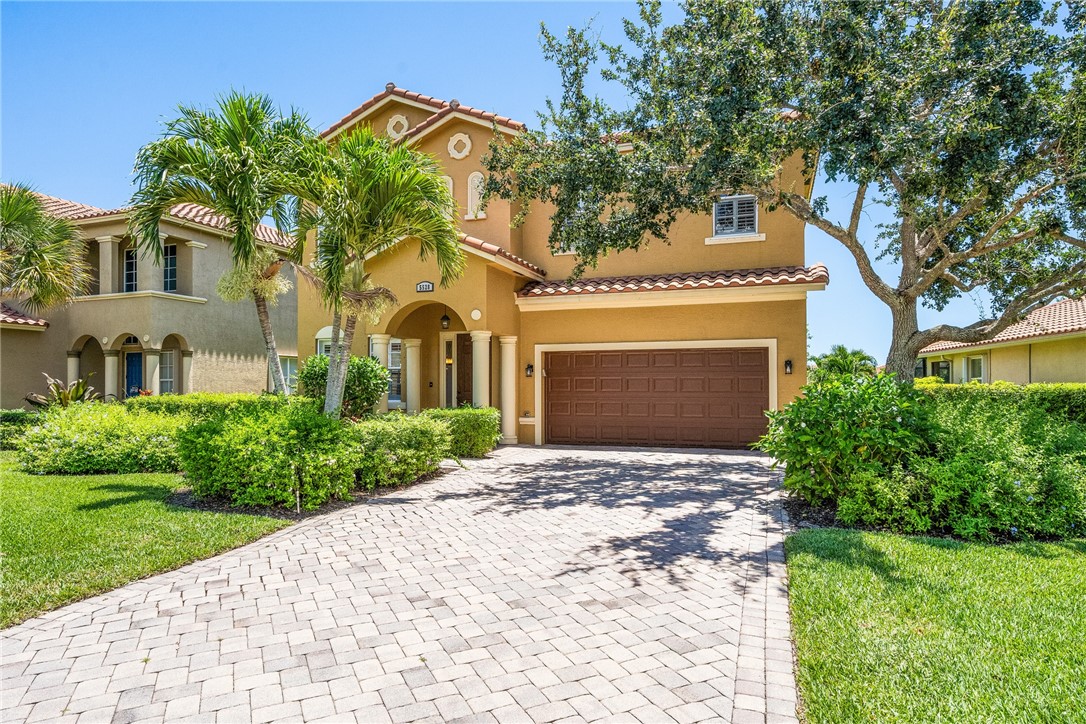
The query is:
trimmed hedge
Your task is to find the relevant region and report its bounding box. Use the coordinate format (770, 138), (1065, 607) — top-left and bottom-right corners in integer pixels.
(176, 399), (357, 510)
(16, 403), (183, 474)
(420, 407), (501, 458)
(916, 381), (1086, 425)
(0, 409), (35, 451)
(125, 392), (290, 419)
(351, 414), (452, 488)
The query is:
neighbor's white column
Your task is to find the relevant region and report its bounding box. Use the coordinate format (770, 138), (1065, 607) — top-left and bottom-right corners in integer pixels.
(404, 338), (422, 414)
(370, 333), (392, 413)
(104, 351), (119, 400)
(96, 236), (119, 294)
(471, 330), (492, 408)
(181, 350), (194, 394)
(145, 350), (161, 396)
(499, 336), (518, 444)
(67, 351), (81, 385)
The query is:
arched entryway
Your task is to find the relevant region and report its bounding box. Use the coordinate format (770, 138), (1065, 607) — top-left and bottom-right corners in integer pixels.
(69, 335), (106, 395)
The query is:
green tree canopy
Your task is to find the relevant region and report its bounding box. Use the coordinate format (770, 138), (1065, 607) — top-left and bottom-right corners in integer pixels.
(809, 344), (879, 384)
(485, 0), (1086, 379)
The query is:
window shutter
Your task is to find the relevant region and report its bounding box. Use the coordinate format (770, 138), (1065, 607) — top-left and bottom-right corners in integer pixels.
(714, 199), (736, 236)
(736, 197), (757, 233)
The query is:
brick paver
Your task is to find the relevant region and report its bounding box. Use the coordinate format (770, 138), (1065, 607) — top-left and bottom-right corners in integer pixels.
(1, 446), (798, 723)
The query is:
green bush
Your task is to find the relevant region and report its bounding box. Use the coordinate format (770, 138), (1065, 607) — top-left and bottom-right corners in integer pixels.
(176, 399), (356, 510)
(16, 403), (183, 474)
(125, 392), (290, 419)
(420, 407), (501, 458)
(351, 414), (452, 489)
(757, 374), (933, 505)
(0, 409), (35, 451)
(916, 381), (1086, 424)
(296, 354), (391, 418)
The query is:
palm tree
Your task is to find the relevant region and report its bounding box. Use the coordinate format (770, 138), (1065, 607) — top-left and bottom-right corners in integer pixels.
(809, 344), (880, 384)
(293, 127), (464, 417)
(0, 183), (91, 313)
(129, 92), (312, 395)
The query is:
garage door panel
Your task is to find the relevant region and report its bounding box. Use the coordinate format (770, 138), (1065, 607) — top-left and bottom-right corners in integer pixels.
(544, 347), (769, 449)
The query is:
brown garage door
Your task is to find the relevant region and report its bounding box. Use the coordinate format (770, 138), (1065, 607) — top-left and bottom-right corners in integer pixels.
(544, 347), (769, 449)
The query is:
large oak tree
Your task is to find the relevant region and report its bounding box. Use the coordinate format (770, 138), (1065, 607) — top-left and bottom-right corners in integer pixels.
(486, 0), (1086, 378)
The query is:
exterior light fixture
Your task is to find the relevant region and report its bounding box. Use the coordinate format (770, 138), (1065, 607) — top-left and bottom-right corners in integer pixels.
(440, 305), (450, 330)
(784, 359), (794, 375)
(525, 363), (534, 378)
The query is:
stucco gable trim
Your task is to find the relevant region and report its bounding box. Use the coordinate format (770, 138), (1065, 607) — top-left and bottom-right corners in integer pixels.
(515, 284), (822, 311)
(322, 94), (446, 141)
(401, 110), (521, 145)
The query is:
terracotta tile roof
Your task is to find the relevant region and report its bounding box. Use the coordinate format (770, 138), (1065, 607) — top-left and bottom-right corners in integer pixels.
(921, 297), (1086, 353)
(323, 83), (526, 139)
(517, 263), (828, 298)
(0, 303), (48, 328)
(25, 190), (291, 249)
(460, 234), (545, 278)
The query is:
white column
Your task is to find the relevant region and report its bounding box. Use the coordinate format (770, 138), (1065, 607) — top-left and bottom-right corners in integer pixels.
(145, 350), (161, 396)
(96, 236), (119, 294)
(404, 338), (422, 414)
(470, 330), (492, 407)
(370, 334), (392, 413)
(104, 351), (119, 400)
(499, 336), (518, 444)
(181, 350), (194, 394)
(67, 351), (81, 385)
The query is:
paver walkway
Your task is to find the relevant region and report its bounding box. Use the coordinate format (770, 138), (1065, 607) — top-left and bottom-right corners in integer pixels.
(1, 446), (798, 724)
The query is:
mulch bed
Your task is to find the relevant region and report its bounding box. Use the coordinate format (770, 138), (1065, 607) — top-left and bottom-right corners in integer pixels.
(166, 465), (458, 522)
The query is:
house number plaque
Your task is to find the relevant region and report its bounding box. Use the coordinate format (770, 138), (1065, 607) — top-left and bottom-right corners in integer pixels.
(416, 281), (435, 293)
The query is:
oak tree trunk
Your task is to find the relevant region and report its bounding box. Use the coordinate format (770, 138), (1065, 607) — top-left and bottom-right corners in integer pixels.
(884, 297), (924, 382)
(254, 292), (288, 395)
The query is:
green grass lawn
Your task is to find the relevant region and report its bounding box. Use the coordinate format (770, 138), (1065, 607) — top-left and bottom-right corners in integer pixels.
(787, 529), (1086, 723)
(0, 453), (291, 628)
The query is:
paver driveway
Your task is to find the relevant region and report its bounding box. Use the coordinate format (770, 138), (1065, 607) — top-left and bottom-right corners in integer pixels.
(1, 446), (798, 724)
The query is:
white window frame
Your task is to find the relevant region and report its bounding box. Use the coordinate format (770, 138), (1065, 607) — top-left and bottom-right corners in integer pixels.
(931, 360), (952, 383)
(159, 350), (175, 394)
(123, 249), (138, 292)
(316, 338), (332, 356)
(966, 355), (985, 384)
(706, 194), (765, 245)
(465, 171), (486, 220)
(162, 244), (177, 292)
(280, 356), (298, 394)
(387, 338), (403, 407)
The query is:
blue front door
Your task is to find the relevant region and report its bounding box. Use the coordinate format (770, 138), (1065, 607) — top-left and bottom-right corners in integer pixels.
(125, 352), (143, 397)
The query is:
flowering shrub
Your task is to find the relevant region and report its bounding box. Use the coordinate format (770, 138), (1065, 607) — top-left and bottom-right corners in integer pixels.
(350, 414), (452, 488)
(176, 399), (357, 510)
(16, 403), (182, 474)
(420, 407), (501, 458)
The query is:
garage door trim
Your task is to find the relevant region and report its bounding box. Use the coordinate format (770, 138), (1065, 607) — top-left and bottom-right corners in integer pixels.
(532, 339), (778, 445)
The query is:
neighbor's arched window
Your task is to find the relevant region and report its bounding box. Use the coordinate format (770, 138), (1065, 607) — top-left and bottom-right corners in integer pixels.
(466, 171), (486, 220)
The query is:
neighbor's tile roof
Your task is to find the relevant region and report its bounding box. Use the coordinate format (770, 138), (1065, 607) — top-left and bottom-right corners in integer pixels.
(921, 297), (1086, 353)
(460, 234), (546, 278)
(517, 263), (829, 298)
(0, 304), (48, 328)
(28, 191), (291, 249)
(323, 83), (526, 139)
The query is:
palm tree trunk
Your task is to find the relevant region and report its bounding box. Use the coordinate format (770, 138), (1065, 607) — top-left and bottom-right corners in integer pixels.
(324, 310), (343, 415)
(254, 291), (288, 395)
(326, 313), (357, 419)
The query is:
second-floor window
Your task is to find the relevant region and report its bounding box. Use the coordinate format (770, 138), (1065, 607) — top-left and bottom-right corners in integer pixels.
(713, 195), (758, 237)
(163, 245), (177, 292)
(123, 249), (138, 292)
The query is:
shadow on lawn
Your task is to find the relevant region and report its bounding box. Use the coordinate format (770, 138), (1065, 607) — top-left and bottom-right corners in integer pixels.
(76, 482), (172, 511)
(438, 447), (784, 588)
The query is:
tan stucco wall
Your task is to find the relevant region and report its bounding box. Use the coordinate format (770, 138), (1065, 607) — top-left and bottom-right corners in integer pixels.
(0, 218), (298, 409)
(920, 334), (1086, 385)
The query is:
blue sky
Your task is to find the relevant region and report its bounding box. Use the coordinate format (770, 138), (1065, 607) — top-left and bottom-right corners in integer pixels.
(1, 1), (987, 360)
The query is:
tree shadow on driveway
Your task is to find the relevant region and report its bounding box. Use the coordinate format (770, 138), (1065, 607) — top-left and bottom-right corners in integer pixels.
(437, 448), (784, 588)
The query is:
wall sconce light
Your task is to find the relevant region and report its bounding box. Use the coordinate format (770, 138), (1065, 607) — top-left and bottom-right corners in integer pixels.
(440, 305), (450, 330)
(525, 364), (534, 378)
(784, 359), (794, 375)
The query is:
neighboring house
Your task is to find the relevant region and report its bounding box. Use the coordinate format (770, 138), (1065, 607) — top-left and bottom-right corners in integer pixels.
(917, 297), (1086, 384)
(298, 84), (829, 448)
(0, 192), (298, 409)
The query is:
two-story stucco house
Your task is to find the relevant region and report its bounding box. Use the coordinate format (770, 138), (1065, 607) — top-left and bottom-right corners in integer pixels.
(917, 297), (1086, 384)
(298, 85), (829, 449)
(0, 193), (298, 409)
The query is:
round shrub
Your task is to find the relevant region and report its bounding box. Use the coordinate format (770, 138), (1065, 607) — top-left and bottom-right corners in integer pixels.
(757, 374), (933, 505)
(176, 399), (357, 510)
(16, 403), (183, 474)
(296, 354), (390, 418)
(420, 407), (501, 458)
